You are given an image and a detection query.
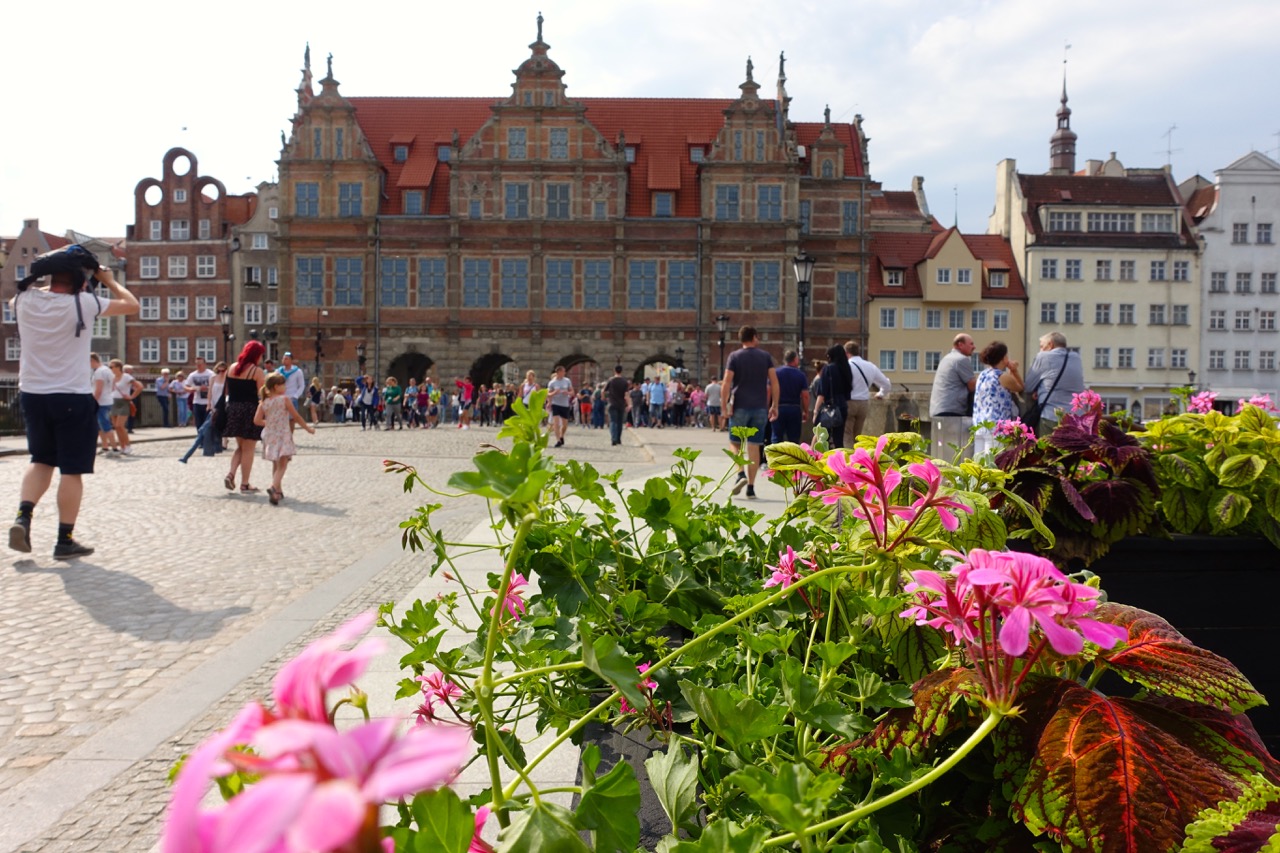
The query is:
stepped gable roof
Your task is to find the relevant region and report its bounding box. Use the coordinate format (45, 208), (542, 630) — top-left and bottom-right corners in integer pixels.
(1184, 184), (1217, 223)
(868, 231), (1024, 299)
(794, 122), (865, 178)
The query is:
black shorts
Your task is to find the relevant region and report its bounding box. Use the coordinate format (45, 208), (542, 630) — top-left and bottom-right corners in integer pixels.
(551, 404), (573, 420)
(21, 392), (98, 475)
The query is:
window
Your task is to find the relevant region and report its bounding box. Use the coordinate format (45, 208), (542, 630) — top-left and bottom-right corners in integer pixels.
(508, 128), (527, 159)
(993, 309), (1009, 330)
(313, 128), (323, 158)
(1096, 303), (1112, 324)
(1040, 302), (1057, 324)
(380, 258), (409, 306)
(1147, 348), (1165, 369)
(668, 261), (697, 310)
(505, 183), (529, 219)
(168, 256), (188, 278)
(296, 182), (319, 217)
(140, 296), (160, 320)
(903, 308), (921, 329)
(879, 350), (896, 372)
(926, 309), (942, 330)
(948, 308), (965, 329)
(1211, 271), (1228, 292)
(139, 338), (160, 363)
(1119, 260), (1136, 281)
(821, 160), (834, 179)
(1173, 304), (1189, 325)
(168, 338), (189, 364)
(1209, 310), (1226, 330)
(1233, 223), (1249, 244)
(654, 192), (673, 217)
(758, 185), (782, 221)
(1173, 260), (1189, 281)
(393, 145), (408, 163)
(990, 271), (1007, 288)
(689, 147), (704, 164)
(879, 307), (897, 329)
(338, 183), (362, 217)
(243, 302), (262, 324)
(714, 261), (742, 311)
(501, 259), (529, 309)
(1096, 259), (1112, 281)
(841, 201), (860, 235)
(1064, 303), (1080, 324)
(248, 233), (267, 251)
(1095, 348), (1111, 369)
(140, 257), (159, 279)
(1117, 347), (1134, 369)
(733, 131), (743, 161)
(335, 128), (344, 159)
(1088, 212), (1135, 232)
(957, 268), (973, 285)
(463, 259), (491, 307)
(267, 266), (278, 287)
(1261, 310), (1277, 331)
(1048, 211), (1081, 231)
(266, 303), (279, 325)
(469, 199), (482, 219)
(715, 185), (740, 221)
(584, 260), (611, 309)
(755, 130), (766, 162)
(1150, 260), (1166, 281)
(418, 258), (445, 308)
(438, 145), (451, 162)
(799, 200), (811, 235)
(198, 219), (211, 240)
(1171, 348), (1187, 369)
(628, 261), (657, 309)
(196, 255), (216, 278)
(752, 261), (780, 311)
(167, 296), (188, 320)
(1259, 350), (1278, 370)
(545, 259), (574, 309)
(1118, 303), (1135, 325)
(196, 296), (216, 321)
(593, 200), (607, 220)
(1235, 310), (1252, 331)
(546, 183), (570, 220)
(1263, 273), (1278, 294)
(1063, 259), (1081, 280)
(1259, 223), (1274, 244)
(936, 267), (951, 284)
(1236, 272), (1253, 294)
(295, 256), (324, 306)
(170, 219), (189, 240)
(924, 351), (942, 371)
(268, 206), (279, 220)
(886, 270), (904, 286)
(835, 271), (859, 318)
(335, 257), (363, 306)
(549, 128), (568, 160)
(1141, 213), (1174, 232)
(1235, 350), (1252, 370)
(195, 338), (217, 362)
(1041, 258), (1058, 280)
(404, 191), (423, 215)
(149, 221), (162, 241)
(1209, 350), (1226, 370)
(1149, 304), (1166, 325)
(971, 309), (987, 329)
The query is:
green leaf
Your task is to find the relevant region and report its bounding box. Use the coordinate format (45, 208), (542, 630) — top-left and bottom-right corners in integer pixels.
(764, 442), (826, 476)
(1157, 453), (1208, 490)
(577, 754), (641, 853)
(961, 506), (1009, 550)
(778, 658), (871, 740)
(1218, 454), (1268, 488)
(1209, 489), (1253, 532)
(497, 802), (590, 853)
(410, 787), (475, 853)
(1178, 773), (1280, 853)
(645, 741), (701, 837)
(580, 624), (647, 710)
(670, 820), (769, 852)
(888, 623), (947, 684)
(1161, 486), (1206, 534)
(813, 641), (860, 670)
(1265, 481), (1280, 524)
(725, 763), (844, 837)
(994, 485), (1057, 548)
(679, 681), (788, 756)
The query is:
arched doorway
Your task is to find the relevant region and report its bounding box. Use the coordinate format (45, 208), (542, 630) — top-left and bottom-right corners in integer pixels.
(388, 353), (434, 387)
(633, 353), (684, 385)
(555, 353), (601, 391)
(470, 352), (514, 388)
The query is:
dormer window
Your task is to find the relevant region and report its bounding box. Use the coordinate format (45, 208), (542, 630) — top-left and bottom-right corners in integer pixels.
(625, 147), (636, 164)
(990, 271), (1008, 288)
(821, 160), (834, 179)
(886, 270), (903, 286)
(438, 146), (451, 163)
(394, 145), (409, 163)
(654, 193), (674, 217)
(690, 148), (704, 164)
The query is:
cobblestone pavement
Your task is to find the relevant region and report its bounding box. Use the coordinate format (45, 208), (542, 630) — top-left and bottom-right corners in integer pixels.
(0, 419), (678, 852)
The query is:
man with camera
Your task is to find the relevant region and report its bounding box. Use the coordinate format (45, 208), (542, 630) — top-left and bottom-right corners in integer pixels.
(9, 245), (139, 558)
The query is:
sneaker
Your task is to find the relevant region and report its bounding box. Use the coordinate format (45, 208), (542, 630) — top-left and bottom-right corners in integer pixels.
(122, 446), (134, 456)
(745, 485), (757, 500)
(555, 438), (564, 447)
(53, 538), (95, 560)
(730, 473), (748, 496)
(9, 520), (31, 553)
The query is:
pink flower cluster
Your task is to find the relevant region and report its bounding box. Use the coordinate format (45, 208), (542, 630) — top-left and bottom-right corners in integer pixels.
(1237, 393), (1278, 413)
(992, 418), (1036, 444)
(415, 670), (464, 725)
(1069, 389), (1103, 416)
(491, 573), (529, 623)
(900, 549), (1127, 708)
(1188, 390), (1218, 414)
(764, 545), (816, 590)
(619, 662), (659, 714)
(163, 614), (475, 853)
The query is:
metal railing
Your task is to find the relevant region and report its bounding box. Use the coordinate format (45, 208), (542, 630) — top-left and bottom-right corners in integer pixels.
(0, 378), (24, 435)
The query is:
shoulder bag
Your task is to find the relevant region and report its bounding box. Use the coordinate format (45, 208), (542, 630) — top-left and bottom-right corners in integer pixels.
(1022, 355), (1068, 432)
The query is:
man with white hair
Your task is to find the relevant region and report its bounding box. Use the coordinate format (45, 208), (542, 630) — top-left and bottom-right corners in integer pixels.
(155, 368), (171, 427)
(278, 352), (307, 433)
(1023, 331), (1086, 436)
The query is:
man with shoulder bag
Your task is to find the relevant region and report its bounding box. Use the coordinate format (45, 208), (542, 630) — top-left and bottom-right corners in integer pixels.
(1022, 331), (1086, 436)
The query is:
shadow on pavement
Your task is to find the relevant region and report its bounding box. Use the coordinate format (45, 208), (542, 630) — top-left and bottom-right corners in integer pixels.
(13, 560), (250, 641)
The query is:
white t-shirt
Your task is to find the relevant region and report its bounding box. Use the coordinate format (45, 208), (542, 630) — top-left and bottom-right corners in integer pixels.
(14, 290), (101, 394)
(187, 368), (215, 404)
(92, 365), (115, 406)
(280, 365), (306, 399)
(113, 373), (136, 401)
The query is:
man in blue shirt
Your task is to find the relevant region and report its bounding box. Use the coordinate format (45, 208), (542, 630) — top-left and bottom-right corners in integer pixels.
(648, 375), (667, 428)
(772, 350), (810, 444)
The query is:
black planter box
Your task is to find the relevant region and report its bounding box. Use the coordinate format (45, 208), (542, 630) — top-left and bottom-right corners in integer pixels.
(1085, 535), (1280, 754)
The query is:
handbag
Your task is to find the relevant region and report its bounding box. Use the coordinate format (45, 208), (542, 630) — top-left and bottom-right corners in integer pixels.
(1023, 356), (1068, 432)
(817, 403), (843, 433)
(212, 393), (228, 434)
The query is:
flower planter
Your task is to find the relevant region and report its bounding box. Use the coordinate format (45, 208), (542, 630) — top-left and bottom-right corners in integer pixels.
(574, 722), (682, 849)
(1083, 535), (1280, 754)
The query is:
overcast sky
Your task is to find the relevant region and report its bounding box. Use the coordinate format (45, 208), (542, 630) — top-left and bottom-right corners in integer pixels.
(3, 0), (1278, 241)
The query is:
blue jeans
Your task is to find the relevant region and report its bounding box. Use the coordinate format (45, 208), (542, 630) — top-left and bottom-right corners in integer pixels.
(182, 417), (220, 461)
(729, 407), (769, 445)
(176, 396), (189, 426)
(157, 395), (171, 427)
(609, 404), (625, 444)
(649, 403), (663, 425)
(772, 405), (803, 444)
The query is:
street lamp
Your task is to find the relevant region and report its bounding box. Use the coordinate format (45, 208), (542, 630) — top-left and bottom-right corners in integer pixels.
(715, 314), (730, 377)
(792, 253), (815, 365)
(1187, 369), (1197, 389)
(219, 305), (234, 363)
(314, 308), (329, 383)
(674, 345), (684, 370)
(356, 342), (367, 377)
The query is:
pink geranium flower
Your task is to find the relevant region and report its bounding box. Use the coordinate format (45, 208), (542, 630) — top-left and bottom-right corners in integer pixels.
(490, 573), (529, 623)
(415, 671), (464, 725)
(1237, 393), (1278, 413)
(993, 418), (1036, 443)
(471, 805), (496, 852)
(1070, 389), (1103, 416)
(1188, 390), (1217, 414)
(764, 545), (816, 590)
(897, 459), (973, 532)
(619, 662), (660, 714)
(272, 612), (385, 723)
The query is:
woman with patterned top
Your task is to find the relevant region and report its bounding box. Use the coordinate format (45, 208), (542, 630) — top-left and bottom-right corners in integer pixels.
(972, 340), (1024, 460)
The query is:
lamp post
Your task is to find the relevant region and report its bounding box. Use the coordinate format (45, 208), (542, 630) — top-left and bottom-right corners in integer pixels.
(219, 305), (234, 363)
(1187, 369), (1197, 390)
(674, 345), (685, 380)
(314, 308), (328, 384)
(715, 314), (730, 378)
(356, 342), (367, 377)
(792, 253), (815, 365)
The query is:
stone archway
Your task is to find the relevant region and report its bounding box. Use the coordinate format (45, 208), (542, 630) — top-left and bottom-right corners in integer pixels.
(470, 352), (514, 388)
(632, 353), (681, 385)
(555, 353), (602, 391)
(388, 352), (434, 387)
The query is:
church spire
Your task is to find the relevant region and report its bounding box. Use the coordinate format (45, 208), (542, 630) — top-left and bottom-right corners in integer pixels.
(1049, 66), (1077, 174)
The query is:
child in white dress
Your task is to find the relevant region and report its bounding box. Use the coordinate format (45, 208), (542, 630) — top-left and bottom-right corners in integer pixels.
(254, 373), (315, 505)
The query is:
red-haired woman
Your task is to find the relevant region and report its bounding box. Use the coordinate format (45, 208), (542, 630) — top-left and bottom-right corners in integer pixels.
(221, 341), (266, 493)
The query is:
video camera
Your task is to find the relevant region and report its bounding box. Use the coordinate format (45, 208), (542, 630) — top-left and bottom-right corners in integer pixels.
(16, 244), (101, 292)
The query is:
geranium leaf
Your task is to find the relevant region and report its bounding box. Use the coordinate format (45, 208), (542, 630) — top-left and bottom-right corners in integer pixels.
(410, 787), (474, 853)
(1209, 489), (1253, 532)
(645, 741), (700, 837)
(679, 681), (789, 756)
(576, 755), (641, 853)
(860, 668), (979, 761)
(670, 820), (769, 852)
(1160, 486), (1206, 534)
(1178, 774), (1280, 853)
(1218, 454), (1268, 488)
(724, 763), (844, 837)
(579, 624), (647, 710)
(1093, 604), (1266, 714)
(497, 802), (590, 853)
(1008, 683), (1244, 853)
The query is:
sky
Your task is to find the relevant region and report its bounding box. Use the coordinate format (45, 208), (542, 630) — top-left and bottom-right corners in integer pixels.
(3, 0), (1279, 241)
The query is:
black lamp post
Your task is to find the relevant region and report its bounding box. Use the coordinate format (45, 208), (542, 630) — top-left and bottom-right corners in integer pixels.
(1188, 369), (1197, 390)
(219, 305), (234, 363)
(356, 342), (367, 377)
(314, 308), (328, 383)
(792, 253), (815, 365)
(674, 345), (685, 375)
(715, 314), (730, 377)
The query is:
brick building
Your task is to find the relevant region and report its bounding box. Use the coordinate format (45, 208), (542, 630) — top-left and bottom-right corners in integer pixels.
(275, 25), (884, 386)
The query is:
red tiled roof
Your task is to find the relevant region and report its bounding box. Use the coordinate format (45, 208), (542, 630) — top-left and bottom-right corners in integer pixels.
(1017, 173), (1178, 207)
(793, 123), (865, 178)
(869, 191), (925, 220)
(222, 194), (257, 227)
(42, 231), (71, 250)
(868, 232), (1025, 299)
(1185, 184), (1217, 222)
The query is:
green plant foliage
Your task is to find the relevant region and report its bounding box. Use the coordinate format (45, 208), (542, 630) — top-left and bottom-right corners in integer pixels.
(497, 802), (591, 853)
(409, 788), (475, 853)
(577, 745), (642, 853)
(1179, 774), (1280, 853)
(646, 741), (701, 838)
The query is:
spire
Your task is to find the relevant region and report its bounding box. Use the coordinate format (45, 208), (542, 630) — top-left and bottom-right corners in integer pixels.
(1049, 64), (1077, 174)
(778, 51), (786, 83)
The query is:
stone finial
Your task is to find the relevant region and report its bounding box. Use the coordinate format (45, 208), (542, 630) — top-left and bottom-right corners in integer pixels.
(327, 53), (333, 79)
(537, 11), (543, 42)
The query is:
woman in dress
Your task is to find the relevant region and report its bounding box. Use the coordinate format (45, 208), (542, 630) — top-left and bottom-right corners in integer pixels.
(972, 341), (1024, 460)
(810, 344), (854, 449)
(222, 340), (267, 493)
(254, 372), (316, 505)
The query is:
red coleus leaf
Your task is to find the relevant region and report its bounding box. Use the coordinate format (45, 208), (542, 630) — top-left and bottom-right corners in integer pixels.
(1139, 694), (1280, 783)
(1093, 604), (1266, 715)
(1058, 475), (1098, 524)
(1004, 682), (1245, 852)
(860, 667), (981, 761)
